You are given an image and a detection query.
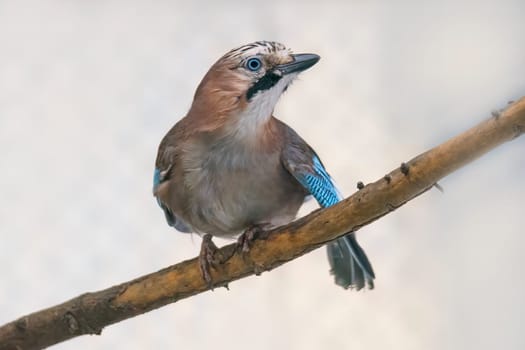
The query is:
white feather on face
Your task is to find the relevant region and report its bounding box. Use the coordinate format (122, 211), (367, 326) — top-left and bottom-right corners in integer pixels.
(232, 72), (297, 140)
(218, 42), (297, 141)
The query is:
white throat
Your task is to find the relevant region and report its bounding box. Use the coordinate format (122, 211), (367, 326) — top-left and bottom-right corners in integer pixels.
(232, 73), (297, 140)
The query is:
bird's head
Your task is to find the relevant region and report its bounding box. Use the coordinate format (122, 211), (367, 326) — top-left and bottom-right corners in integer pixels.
(188, 41), (320, 136)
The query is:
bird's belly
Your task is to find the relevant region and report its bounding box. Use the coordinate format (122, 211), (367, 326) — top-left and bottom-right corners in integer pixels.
(186, 164), (305, 238)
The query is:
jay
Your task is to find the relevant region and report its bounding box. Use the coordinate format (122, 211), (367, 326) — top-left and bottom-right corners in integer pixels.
(154, 41), (375, 290)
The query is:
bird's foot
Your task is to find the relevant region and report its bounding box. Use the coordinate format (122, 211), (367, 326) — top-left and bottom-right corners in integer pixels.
(199, 234), (225, 287)
(236, 225), (270, 253)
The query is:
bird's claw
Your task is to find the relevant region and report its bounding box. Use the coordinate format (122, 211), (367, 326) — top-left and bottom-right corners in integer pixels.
(199, 234), (225, 288)
(236, 225), (269, 253)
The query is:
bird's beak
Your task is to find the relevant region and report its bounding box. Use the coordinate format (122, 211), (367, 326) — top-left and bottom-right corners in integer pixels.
(275, 53), (320, 76)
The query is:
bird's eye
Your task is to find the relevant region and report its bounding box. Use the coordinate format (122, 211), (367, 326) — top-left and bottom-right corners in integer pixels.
(245, 57), (262, 71)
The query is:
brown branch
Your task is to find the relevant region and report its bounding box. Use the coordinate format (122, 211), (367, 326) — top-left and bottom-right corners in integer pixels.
(1, 97), (524, 350)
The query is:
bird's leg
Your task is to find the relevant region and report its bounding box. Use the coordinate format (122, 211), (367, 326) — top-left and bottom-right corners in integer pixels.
(236, 224), (270, 253)
(199, 234), (225, 287)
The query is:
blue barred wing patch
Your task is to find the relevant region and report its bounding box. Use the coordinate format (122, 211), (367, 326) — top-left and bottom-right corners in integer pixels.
(152, 166), (182, 229)
(297, 156), (342, 208)
(153, 168), (163, 207)
(153, 168), (161, 192)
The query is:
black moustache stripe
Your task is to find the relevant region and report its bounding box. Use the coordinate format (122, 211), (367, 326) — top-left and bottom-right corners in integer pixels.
(246, 72), (282, 101)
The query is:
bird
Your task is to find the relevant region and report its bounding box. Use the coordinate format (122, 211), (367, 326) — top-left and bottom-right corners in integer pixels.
(153, 41), (375, 290)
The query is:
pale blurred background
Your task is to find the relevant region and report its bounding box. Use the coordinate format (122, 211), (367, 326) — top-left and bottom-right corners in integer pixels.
(1, 0), (524, 349)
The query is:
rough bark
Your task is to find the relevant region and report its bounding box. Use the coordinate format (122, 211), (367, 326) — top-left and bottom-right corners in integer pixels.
(1, 97), (524, 350)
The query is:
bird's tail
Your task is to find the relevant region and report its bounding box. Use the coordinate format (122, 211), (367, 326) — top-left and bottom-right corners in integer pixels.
(326, 233), (375, 290)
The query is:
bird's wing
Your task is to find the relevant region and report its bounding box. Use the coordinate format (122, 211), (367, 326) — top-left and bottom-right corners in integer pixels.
(154, 138), (192, 233)
(280, 127), (342, 207)
(280, 124), (375, 290)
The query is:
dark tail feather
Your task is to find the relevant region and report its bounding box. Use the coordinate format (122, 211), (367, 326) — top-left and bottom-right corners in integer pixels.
(326, 233), (375, 290)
